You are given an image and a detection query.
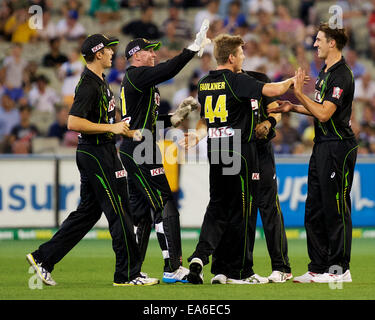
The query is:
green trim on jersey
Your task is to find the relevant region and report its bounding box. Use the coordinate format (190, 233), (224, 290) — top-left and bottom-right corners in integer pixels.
(77, 149), (131, 280)
(126, 71), (143, 93)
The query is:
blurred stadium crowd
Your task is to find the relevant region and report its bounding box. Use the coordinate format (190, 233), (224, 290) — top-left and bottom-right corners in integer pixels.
(0, 0), (374, 156)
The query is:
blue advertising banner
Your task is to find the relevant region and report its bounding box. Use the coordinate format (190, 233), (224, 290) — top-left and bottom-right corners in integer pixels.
(263, 157), (375, 227)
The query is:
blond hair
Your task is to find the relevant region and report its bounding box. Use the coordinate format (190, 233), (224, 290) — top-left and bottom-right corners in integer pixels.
(213, 34), (244, 65)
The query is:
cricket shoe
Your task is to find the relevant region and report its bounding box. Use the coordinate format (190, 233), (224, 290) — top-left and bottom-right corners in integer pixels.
(162, 266), (189, 283)
(211, 274), (227, 284)
(187, 257), (204, 284)
(311, 270), (352, 283)
(26, 253), (56, 286)
(227, 274), (269, 284)
(113, 276), (159, 286)
(268, 271), (293, 283)
(293, 271), (321, 283)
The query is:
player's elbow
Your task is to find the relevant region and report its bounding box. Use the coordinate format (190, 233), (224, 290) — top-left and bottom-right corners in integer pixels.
(317, 113), (330, 123)
(67, 115), (79, 131)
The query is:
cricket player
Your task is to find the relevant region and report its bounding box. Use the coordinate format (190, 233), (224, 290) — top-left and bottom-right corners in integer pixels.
(26, 34), (159, 287)
(119, 21), (211, 283)
(269, 23), (357, 283)
(211, 70), (292, 284)
(180, 34), (301, 284)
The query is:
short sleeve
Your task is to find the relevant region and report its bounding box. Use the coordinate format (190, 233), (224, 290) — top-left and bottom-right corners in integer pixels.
(233, 73), (265, 101)
(69, 82), (98, 118)
(322, 75), (348, 108)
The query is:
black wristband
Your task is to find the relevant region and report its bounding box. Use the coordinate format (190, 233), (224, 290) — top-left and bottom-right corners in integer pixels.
(266, 116), (277, 128)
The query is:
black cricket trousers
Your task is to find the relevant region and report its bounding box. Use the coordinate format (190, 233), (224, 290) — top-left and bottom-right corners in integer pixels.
(119, 139), (182, 273)
(306, 139), (358, 273)
(190, 142), (259, 280)
(254, 141), (291, 273)
(32, 142), (142, 283)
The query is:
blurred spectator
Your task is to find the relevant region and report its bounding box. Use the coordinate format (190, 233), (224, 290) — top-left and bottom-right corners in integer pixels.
(369, 2), (375, 61)
(272, 130), (291, 154)
(0, 92), (20, 152)
(4, 5), (37, 43)
(292, 142), (308, 155)
(251, 10), (277, 40)
(354, 72), (375, 105)
(161, 5), (192, 40)
(345, 49), (365, 79)
(58, 48), (84, 105)
(275, 5), (305, 46)
(191, 51), (212, 80)
(309, 50), (323, 78)
(29, 0), (53, 11)
(121, 5), (161, 40)
(42, 37), (69, 68)
(194, 0), (220, 33)
(28, 74), (60, 113)
(222, 0), (247, 35)
(279, 113), (301, 146)
(265, 44), (283, 81)
(8, 105), (39, 154)
(242, 39), (267, 71)
(172, 81), (198, 112)
(22, 61), (39, 94)
(61, 0), (85, 17)
(37, 10), (58, 41)
(0, 43), (27, 102)
(158, 21), (186, 61)
(56, 10), (86, 41)
(247, 0), (275, 15)
(298, 0), (315, 26)
(89, 0), (120, 24)
(0, 1), (12, 40)
(107, 55), (127, 86)
(47, 105), (69, 141)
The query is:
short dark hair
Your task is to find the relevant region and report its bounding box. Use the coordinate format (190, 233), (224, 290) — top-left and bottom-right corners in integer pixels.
(318, 23), (348, 51)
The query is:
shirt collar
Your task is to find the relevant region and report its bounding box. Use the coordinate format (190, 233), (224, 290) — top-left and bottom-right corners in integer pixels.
(322, 56), (346, 73)
(82, 67), (107, 85)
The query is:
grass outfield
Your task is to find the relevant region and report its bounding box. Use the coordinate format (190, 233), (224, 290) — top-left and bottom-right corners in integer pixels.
(0, 238), (374, 300)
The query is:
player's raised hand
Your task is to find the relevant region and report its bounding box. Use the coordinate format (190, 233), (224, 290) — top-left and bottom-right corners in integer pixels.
(268, 100), (294, 113)
(188, 19), (211, 57)
(293, 68), (307, 93)
(178, 131), (199, 150)
(171, 96), (199, 127)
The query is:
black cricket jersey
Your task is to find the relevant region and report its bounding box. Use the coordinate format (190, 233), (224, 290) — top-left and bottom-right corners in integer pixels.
(120, 48), (195, 139)
(244, 71), (277, 143)
(69, 67), (116, 145)
(313, 56), (355, 142)
(198, 69), (264, 144)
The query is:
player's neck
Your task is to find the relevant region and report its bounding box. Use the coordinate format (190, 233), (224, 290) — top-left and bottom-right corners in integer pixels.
(216, 64), (235, 73)
(87, 63), (104, 80)
(324, 50), (342, 72)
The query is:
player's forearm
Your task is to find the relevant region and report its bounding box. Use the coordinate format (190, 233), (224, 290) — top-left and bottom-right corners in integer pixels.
(262, 78), (293, 97)
(68, 115), (114, 134)
(294, 91), (329, 121)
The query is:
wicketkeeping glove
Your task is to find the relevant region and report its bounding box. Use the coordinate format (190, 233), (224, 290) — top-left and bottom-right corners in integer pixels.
(188, 19), (211, 57)
(171, 96), (199, 127)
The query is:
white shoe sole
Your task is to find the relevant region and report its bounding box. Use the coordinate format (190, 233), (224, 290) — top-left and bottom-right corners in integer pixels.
(26, 253), (56, 286)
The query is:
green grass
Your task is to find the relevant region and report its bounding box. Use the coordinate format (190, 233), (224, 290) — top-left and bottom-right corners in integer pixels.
(0, 238), (374, 300)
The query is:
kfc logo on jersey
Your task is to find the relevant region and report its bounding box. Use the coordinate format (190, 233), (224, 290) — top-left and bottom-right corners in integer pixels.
(154, 92), (160, 106)
(332, 87), (343, 99)
(108, 97), (116, 112)
(150, 167), (165, 176)
(251, 99), (259, 110)
(208, 126), (235, 138)
(115, 169), (126, 178)
(252, 173), (260, 180)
